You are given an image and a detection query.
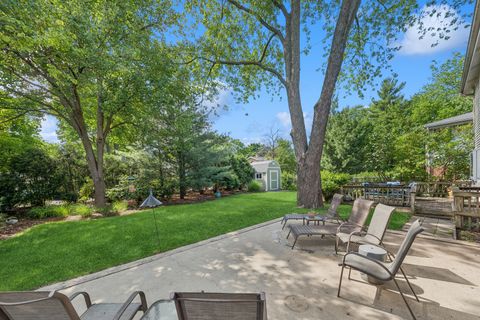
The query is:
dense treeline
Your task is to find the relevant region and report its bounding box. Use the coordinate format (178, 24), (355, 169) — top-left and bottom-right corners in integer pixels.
(321, 53), (472, 183)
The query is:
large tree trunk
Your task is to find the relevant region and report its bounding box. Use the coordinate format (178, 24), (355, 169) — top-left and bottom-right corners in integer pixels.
(286, 0), (361, 208)
(70, 89), (108, 207)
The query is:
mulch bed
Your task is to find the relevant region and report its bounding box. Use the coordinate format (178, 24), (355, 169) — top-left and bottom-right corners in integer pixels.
(1, 190), (245, 240)
(0, 217), (63, 240)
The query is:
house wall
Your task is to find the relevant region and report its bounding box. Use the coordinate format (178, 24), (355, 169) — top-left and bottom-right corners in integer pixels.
(473, 77), (480, 184)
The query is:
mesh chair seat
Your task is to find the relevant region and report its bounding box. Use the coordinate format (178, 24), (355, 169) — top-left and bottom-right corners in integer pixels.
(343, 253), (392, 281)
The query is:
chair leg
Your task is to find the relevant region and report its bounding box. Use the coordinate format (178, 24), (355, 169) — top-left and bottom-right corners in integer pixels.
(335, 237), (339, 255)
(393, 278), (417, 320)
(348, 266), (352, 280)
(399, 267), (419, 302)
(282, 220), (286, 230)
(286, 229), (292, 239)
(337, 264), (345, 297)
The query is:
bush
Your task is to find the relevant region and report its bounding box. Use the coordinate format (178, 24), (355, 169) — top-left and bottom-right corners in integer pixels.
(79, 178), (94, 202)
(95, 204), (117, 217)
(281, 172), (297, 191)
(112, 200), (128, 213)
(27, 205), (69, 219)
(321, 171), (351, 201)
(68, 204), (93, 217)
(247, 180), (262, 192)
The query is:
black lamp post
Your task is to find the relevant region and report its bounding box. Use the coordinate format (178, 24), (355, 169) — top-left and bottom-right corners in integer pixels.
(140, 189), (162, 247)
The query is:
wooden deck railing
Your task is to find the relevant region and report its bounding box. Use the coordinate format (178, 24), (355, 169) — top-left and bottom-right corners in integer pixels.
(341, 184), (410, 207)
(452, 188), (480, 230)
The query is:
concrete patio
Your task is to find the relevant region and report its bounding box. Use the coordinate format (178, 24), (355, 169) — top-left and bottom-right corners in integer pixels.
(42, 219), (480, 319)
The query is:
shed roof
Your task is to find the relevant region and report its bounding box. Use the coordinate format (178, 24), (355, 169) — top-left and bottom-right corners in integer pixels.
(424, 112), (473, 130)
(461, 0), (480, 95)
(250, 160), (279, 173)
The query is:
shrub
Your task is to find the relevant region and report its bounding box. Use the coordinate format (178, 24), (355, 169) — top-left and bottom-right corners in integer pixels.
(27, 205), (69, 219)
(95, 204), (117, 217)
(79, 178), (94, 202)
(247, 180), (262, 192)
(113, 200), (128, 213)
(321, 171), (351, 201)
(281, 172), (297, 191)
(68, 204), (93, 217)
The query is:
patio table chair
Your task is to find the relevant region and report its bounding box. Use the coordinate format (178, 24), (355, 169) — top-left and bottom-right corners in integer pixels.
(287, 198), (374, 251)
(0, 290), (147, 320)
(141, 292), (267, 320)
(337, 219), (424, 320)
(281, 193), (344, 229)
(337, 203), (395, 253)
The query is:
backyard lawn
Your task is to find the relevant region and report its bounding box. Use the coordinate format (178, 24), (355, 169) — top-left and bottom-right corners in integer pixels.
(0, 191), (409, 291)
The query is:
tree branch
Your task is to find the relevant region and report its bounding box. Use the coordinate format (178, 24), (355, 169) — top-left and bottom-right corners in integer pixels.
(226, 0), (285, 43)
(199, 32), (286, 86)
(272, 0), (289, 18)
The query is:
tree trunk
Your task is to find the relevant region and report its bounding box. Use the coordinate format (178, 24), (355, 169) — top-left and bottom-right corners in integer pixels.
(178, 152), (187, 199)
(286, 0), (360, 208)
(296, 159), (322, 208)
(70, 87), (108, 207)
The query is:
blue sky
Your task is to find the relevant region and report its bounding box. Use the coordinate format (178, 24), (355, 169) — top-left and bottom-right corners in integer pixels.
(40, 3), (473, 145)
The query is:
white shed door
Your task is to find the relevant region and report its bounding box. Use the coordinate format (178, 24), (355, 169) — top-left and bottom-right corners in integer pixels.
(270, 170), (279, 190)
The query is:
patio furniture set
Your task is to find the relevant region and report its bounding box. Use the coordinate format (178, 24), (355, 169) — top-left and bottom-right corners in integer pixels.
(282, 194), (424, 320)
(0, 193), (423, 320)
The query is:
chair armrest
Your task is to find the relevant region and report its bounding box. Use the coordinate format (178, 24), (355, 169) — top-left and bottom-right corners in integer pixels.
(69, 291), (92, 308)
(0, 291), (56, 306)
(345, 230), (366, 252)
(337, 222), (362, 233)
(113, 291), (148, 320)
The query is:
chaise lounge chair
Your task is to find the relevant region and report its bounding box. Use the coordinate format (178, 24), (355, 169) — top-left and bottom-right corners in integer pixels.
(0, 290), (147, 320)
(287, 198), (374, 251)
(337, 219), (424, 320)
(281, 193), (344, 229)
(141, 292), (267, 320)
(337, 203), (395, 253)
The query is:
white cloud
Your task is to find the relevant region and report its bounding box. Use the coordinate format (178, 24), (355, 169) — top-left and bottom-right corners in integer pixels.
(276, 111), (291, 128)
(40, 115), (59, 143)
(398, 5), (468, 55)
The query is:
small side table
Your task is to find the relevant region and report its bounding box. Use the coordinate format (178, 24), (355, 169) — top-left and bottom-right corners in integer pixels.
(303, 215), (326, 226)
(358, 244), (387, 285)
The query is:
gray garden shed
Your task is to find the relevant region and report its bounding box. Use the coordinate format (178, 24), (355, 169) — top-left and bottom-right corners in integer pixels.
(250, 159), (281, 191)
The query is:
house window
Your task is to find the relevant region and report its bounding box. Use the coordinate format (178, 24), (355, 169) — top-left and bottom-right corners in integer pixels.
(255, 173), (262, 179)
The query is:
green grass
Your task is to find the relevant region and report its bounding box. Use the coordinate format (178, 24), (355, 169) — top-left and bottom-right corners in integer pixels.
(0, 192), (409, 290)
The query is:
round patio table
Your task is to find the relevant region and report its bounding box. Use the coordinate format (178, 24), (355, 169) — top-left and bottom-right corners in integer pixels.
(358, 244), (387, 285)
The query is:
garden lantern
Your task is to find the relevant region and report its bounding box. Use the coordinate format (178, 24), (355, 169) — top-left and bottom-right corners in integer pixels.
(140, 189), (162, 247)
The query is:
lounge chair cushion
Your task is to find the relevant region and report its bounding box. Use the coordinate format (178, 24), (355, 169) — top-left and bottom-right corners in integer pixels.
(80, 303), (142, 320)
(343, 254), (392, 281)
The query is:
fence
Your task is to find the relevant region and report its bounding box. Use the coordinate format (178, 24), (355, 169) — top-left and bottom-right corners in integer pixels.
(341, 184), (410, 207)
(452, 188), (480, 230)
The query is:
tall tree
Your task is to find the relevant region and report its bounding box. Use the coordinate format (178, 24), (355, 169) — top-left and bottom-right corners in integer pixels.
(187, 0), (468, 208)
(0, 0), (177, 206)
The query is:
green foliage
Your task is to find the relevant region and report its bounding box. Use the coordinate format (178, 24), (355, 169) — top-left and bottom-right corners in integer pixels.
(321, 171), (351, 200)
(112, 200), (128, 213)
(281, 172), (297, 191)
(0, 146), (62, 209)
(229, 155), (255, 189)
(247, 180), (262, 192)
(324, 53), (473, 182)
(79, 179), (94, 202)
(28, 206), (68, 219)
(68, 204), (93, 217)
